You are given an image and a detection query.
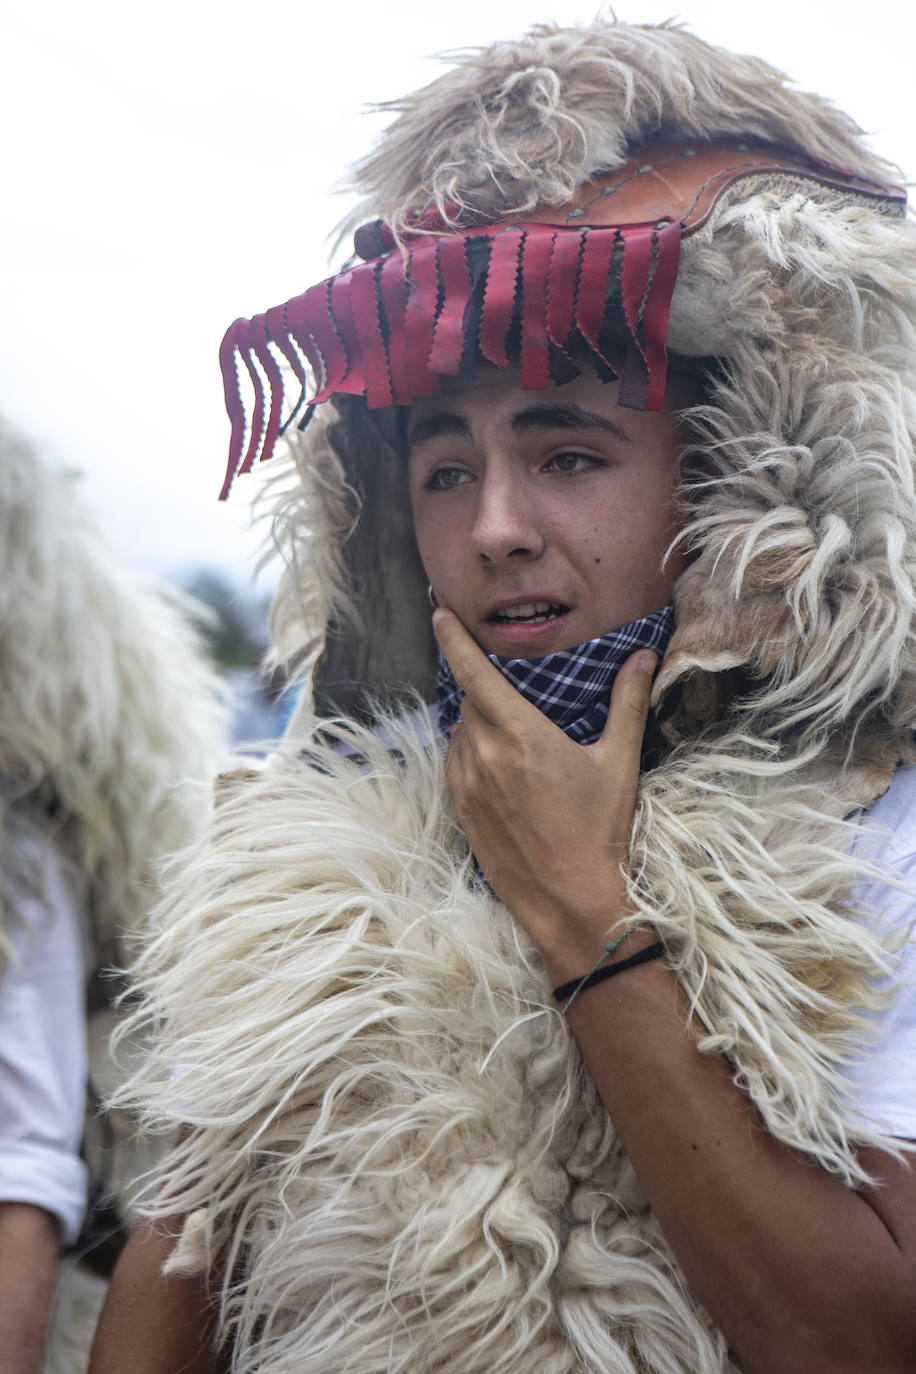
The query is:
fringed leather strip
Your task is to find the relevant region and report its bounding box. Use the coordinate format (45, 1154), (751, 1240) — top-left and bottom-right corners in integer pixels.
(428, 236), (473, 377)
(545, 229), (585, 354)
(296, 285), (345, 400)
(573, 228), (619, 367)
(350, 262), (393, 408)
(249, 318), (285, 469)
(266, 304), (308, 435)
(617, 220), (682, 408)
(237, 332), (266, 479)
(617, 225), (654, 409)
(402, 237), (441, 400)
(378, 250), (410, 400)
(620, 225), (655, 345)
(642, 219), (682, 409)
(218, 320), (247, 502)
(477, 229), (525, 369)
(283, 296), (319, 395)
(518, 230), (555, 391)
(327, 274), (358, 397)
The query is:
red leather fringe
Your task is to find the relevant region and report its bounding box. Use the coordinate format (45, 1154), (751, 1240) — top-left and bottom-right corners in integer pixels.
(428, 236), (473, 376)
(478, 229), (525, 369)
(218, 218), (682, 498)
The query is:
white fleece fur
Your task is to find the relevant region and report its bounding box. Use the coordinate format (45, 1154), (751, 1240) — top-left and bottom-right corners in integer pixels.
(123, 713), (907, 1374)
(344, 20), (899, 241)
(121, 18), (916, 1373)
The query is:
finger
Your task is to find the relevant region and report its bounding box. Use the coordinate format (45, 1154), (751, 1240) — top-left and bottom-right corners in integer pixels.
(594, 649), (657, 783)
(433, 607), (541, 730)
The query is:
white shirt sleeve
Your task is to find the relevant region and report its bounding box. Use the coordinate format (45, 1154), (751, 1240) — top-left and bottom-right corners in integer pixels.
(0, 820), (91, 1245)
(843, 766), (916, 1140)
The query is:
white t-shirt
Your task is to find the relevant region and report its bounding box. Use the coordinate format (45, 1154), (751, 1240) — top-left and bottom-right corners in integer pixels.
(0, 816), (91, 1245)
(843, 765), (916, 1139)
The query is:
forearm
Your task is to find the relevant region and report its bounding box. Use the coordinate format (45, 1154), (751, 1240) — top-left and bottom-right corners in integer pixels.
(564, 947), (916, 1374)
(89, 1221), (228, 1374)
(0, 1203), (58, 1374)
(434, 627), (916, 1372)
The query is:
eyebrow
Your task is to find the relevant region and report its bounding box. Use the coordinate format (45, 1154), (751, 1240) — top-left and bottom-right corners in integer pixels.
(407, 412), (472, 451)
(407, 400), (634, 453)
(509, 402), (633, 442)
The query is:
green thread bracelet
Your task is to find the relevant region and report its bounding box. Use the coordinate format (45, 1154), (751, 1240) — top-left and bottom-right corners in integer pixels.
(554, 929), (632, 1016)
(554, 937), (665, 1015)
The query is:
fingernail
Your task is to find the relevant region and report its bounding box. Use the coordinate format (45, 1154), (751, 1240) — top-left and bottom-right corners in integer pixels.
(636, 651), (658, 675)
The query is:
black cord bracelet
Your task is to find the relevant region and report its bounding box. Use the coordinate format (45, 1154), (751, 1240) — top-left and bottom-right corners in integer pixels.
(553, 940), (667, 1011)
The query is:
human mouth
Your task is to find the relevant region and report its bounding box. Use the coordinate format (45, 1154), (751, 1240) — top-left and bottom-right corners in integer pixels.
(482, 599), (574, 649)
(490, 600), (569, 624)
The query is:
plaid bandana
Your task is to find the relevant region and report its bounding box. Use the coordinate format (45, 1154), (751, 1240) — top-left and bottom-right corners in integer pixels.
(436, 605), (675, 745)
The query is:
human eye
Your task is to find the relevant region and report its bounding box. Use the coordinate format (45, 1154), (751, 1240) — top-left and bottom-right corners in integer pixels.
(423, 465), (473, 491)
(542, 450), (603, 475)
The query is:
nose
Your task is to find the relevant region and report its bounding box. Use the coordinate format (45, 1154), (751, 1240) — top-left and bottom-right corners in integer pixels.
(470, 470), (545, 562)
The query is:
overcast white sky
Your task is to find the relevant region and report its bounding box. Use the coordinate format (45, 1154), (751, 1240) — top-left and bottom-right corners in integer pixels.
(2, 2), (914, 587)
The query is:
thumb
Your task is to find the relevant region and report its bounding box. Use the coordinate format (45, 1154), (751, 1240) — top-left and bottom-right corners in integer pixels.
(595, 649), (657, 771)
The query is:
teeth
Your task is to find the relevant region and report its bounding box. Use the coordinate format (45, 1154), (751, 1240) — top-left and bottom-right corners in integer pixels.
(497, 601), (563, 621)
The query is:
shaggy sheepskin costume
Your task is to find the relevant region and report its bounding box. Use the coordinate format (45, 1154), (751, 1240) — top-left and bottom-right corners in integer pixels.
(0, 416), (227, 1372)
(123, 21), (916, 1373)
(0, 418), (225, 969)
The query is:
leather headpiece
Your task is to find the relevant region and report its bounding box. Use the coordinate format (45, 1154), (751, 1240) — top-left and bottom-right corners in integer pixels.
(217, 140), (904, 500)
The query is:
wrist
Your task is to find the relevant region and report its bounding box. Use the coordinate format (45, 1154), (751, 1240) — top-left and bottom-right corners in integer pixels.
(553, 937), (667, 1014)
(534, 910), (654, 987)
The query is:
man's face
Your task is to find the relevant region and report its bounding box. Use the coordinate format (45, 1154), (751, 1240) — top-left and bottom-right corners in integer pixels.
(407, 367), (691, 657)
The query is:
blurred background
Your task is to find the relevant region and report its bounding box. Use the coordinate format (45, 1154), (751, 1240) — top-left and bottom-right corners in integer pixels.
(3, 0), (914, 738)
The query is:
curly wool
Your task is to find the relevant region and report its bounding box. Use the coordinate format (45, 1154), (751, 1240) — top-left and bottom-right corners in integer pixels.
(657, 341), (916, 772)
(120, 711), (908, 1374)
(0, 417), (227, 966)
(345, 20), (899, 239)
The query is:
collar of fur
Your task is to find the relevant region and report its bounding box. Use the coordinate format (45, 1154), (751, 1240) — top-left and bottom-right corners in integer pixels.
(122, 713), (910, 1372)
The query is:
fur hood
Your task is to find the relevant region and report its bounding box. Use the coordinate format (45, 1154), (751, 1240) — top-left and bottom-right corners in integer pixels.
(344, 19), (898, 237)
(0, 415), (227, 967)
(258, 18), (916, 820)
(123, 18), (916, 1372)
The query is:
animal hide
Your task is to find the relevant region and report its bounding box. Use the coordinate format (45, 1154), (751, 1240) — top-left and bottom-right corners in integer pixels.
(120, 17), (916, 1371)
(124, 711), (909, 1373)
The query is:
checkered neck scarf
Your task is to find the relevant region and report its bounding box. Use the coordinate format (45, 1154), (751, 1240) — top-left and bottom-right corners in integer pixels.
(436, 605), (675, 745)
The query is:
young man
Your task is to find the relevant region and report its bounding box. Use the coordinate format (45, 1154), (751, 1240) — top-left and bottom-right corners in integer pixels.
(92, 19), (916, 1374)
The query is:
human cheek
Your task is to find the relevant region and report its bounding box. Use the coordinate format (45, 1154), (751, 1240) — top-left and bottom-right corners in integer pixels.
(585, 493), (666, 582)
(410, 488), (445, 590)
(413, 511), (469, 613)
